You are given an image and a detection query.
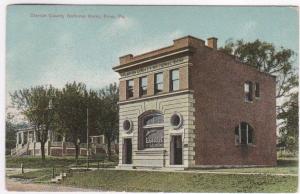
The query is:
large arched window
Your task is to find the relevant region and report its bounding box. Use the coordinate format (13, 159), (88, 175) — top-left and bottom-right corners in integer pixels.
(235, 122), (254, 145)
(138, 111), (164, 149)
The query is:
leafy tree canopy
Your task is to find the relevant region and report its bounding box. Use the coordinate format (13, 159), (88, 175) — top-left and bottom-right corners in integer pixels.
(219, 39), (298, 100)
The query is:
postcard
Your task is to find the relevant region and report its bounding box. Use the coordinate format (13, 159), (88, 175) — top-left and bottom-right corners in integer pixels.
(3, 2), (299, 193)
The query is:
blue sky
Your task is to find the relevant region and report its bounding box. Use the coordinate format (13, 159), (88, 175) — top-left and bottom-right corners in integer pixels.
(6, 5), (299, 98)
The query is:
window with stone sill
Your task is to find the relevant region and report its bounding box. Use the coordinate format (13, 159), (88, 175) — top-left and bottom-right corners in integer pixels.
(244, 81), (253, 102)
(126, 79), (134, 99)
(154, 72), (163, 94)
(170, 69), (179, 92)
(139, 76), (147, 96)
(235, 122), (254, 145)
(255, 82), (260, 98)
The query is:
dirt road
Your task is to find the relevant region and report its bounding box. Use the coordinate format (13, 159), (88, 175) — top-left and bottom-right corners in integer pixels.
(6, 178), (100, 192)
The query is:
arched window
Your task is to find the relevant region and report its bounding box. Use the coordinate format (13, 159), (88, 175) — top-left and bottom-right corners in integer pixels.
(138, 111), (164, 149)
(143, 113), (164, 126)
(235, 122), (254, 145)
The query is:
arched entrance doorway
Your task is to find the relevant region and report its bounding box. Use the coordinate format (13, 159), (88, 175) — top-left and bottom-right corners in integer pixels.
(138, 111), (164, 150)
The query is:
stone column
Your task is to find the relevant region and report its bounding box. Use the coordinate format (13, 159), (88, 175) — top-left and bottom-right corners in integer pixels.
(27, 131), (30, 143)
(52, 132), (56, 142)
(47, 130), (52, 142)
(47, 141), (51, 156)
(61, 142), (65, 157)
(33, 130), (36, 142)
(21, 132), (24, 145)
(47, 131), (51, 156)
(16, 132), (19, 145)
(33, 142), (36, 156)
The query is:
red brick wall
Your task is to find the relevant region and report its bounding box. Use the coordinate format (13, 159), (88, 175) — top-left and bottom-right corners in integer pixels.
(179, 65), (189, 89)
(119, 80), (126, 101)
(147, 73), (155, 96)
(65, 148), (76, 156)
(50, 148), (63, 156)
(134, 78), (140, 98)
(96, 148), (106, 153)
(191, 46), (277, 166)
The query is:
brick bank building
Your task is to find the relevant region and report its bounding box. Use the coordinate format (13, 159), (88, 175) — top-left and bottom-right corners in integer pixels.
(113, 36), (276, 169)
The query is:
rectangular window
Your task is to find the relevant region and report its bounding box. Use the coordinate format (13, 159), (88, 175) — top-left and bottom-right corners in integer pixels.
(244, 81), (253, 102)
(126, 79), (134, 98)
(236, 122), (253, 145)
(154, 72), (163, 94)
(170, 69), (179, 91)
(255, 82), (260, 98)
(139, 76), (147, 96)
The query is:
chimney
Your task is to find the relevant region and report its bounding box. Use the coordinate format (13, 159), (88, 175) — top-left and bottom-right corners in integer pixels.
(119, 54), (133, 65)
(207, 37), (218, 50)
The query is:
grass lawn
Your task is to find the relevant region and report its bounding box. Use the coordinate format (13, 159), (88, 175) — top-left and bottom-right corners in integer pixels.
(61, 169), (298, 192)
(194, 159), (298, 175)
(6, 155), (298, 192)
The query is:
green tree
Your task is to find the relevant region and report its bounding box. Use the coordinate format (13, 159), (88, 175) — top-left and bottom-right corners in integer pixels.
(6, 116), (29, 155)
(55, 82), (88, 160)
(97, 83), (119, 160)
(277, 92), (298, 154)
(5, 113), (17, 155)
(11, 85), (57, 160)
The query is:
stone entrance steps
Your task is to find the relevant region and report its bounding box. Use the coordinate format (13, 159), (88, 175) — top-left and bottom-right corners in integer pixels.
(50, 172), (67, 183)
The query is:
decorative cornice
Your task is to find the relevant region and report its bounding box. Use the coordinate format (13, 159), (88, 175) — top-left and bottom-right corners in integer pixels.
(113, 47), (193, 72)
(118, 89), (194, 105)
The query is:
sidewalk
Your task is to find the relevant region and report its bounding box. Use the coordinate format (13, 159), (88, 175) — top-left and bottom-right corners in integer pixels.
(6, 168), (40, 176)
(70, 167), (298, 177)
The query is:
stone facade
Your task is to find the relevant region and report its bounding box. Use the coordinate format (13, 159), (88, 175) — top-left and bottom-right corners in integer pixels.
(118, 93), (195, 168)
(113, 35), (276, 169)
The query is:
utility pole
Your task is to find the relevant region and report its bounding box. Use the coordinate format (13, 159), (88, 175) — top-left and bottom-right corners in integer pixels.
(86, 107), (89, 166)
